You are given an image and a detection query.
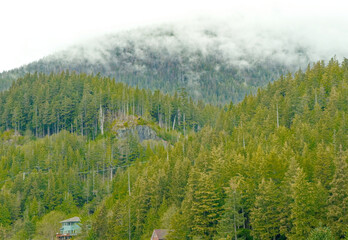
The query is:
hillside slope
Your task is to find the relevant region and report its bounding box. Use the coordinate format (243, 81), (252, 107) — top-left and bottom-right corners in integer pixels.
(0, 71), (217, 138)
(0, 59), (346, 239)
(0, 23), (311, 103)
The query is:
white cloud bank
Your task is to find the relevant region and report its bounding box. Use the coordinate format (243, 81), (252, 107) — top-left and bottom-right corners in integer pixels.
(53, 15), (347, 72)
(0, 0), (347, 72)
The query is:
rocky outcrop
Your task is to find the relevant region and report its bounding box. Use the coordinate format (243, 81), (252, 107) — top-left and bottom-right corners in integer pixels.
(116, 125), (160, 142)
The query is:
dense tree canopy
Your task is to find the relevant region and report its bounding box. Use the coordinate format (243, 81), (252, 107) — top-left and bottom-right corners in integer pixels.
(0, 58), (347, 239)
(0, 71), (217, 138)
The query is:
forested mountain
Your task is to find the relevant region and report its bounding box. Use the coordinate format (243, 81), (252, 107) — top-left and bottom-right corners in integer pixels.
(0, 58), (347, 239)
(0, 71), (217, 138)
(0, 23), (311, 103)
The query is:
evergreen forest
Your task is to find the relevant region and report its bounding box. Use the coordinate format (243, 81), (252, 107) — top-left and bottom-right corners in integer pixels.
(0, 58), (347, 240)
(0, 25), (309, 104)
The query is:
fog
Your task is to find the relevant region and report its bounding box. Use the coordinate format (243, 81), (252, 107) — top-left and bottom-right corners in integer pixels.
(1, 0), (348, 72)
(48, 15), (348, 73)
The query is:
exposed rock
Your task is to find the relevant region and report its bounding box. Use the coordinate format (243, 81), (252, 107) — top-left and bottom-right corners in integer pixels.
(116, 125), (160, 142)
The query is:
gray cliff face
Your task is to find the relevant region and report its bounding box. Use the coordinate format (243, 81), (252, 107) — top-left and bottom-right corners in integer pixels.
(116, 125), (160, 142)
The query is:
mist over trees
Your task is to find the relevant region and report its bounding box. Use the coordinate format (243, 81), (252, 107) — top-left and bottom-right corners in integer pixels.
(0, 22), (314, 104)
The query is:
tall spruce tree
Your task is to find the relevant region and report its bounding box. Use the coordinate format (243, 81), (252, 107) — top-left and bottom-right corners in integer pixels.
(327, 148), (348, 239)
(290, 167), (326, 240)
(190, 170), (221, 239)
(279, 157), (298, 238)
(216, 177), (245, 240)
(251, 178), (281, 240)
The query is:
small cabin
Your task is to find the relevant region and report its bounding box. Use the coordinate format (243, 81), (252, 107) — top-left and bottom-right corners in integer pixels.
(151, 229), (168, 240)
(56, 217), (81, 239)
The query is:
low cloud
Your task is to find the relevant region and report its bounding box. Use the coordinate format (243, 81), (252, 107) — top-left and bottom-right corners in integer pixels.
(49, 15), (347, 74)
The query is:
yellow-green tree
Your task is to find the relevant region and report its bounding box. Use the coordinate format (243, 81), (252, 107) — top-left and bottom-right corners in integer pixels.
(327, 148), (348, 238)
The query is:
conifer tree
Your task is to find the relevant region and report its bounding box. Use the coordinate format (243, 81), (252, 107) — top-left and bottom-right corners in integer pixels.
(307, 225), (335, 240)
(90, 204), (109, 239)
(0, 203), (11, 226)
(290, 168), (325, 240)
(190, 170), (221, 239)
(108, 200), (129, 239)
(251, 178), (281, 240)
(217, 178), (245, 240)
(279, 157), (298, 237)
(313, 143), (335, 189)
(327, 148), (348, 238)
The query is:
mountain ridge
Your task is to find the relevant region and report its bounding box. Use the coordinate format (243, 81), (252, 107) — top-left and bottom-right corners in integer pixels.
(0, 22), (313, 103)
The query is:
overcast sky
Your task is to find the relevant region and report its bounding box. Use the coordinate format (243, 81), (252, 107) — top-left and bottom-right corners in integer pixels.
(0, 0), (348, 72)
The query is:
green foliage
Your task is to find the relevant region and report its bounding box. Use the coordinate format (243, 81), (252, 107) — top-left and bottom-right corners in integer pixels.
(190, 170), (221, 239)
(307, 225), (335, 240)
(0, 203), (12, 226)
(289, 168), (326, 240)
(0, 72), (217, 138)
(327, 148), (348, 239)
(216, 178), (245, 240)
(251, 178), (282, 240)
(33, 211), (66, 240)
(0, 58), (347, 239)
